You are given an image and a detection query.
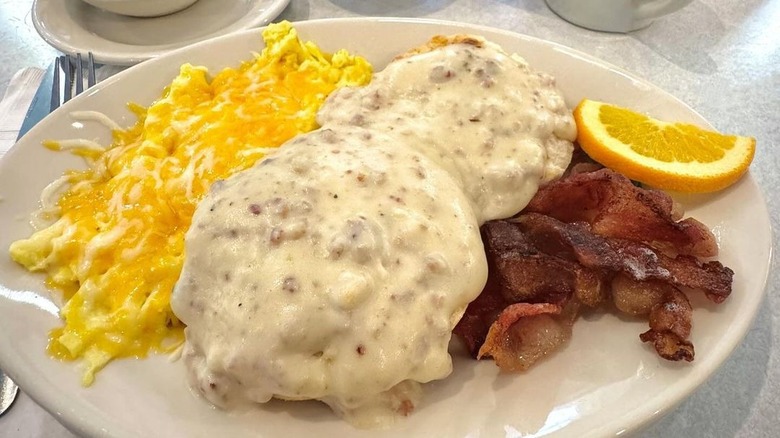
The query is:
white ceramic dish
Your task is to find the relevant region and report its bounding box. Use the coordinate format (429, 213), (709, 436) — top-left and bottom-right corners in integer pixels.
(81, 0), (200, 18)
(0, 18), (771, 438)
(31, 0), (291, 65)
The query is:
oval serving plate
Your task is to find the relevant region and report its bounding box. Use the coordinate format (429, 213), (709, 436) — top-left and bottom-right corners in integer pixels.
(0, 17), (771, 438)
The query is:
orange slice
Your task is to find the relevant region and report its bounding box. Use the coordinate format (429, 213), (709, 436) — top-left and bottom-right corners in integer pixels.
(573, 99), (755, 193)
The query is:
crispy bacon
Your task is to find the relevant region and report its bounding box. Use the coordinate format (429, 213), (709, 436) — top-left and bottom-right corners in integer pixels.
(455, 167), (734, 371)
(612, 273), (694, 361)
(454, 221), (606, 358)
(513, 213), (733, 303)
(476, 302), (568, 372)
(525, 168), (718, 258)
(480, 220), (576, 306)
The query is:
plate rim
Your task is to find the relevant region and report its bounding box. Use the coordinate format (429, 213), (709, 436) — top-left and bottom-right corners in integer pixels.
(30, 0), (291, 65)
(1, 16), (774, 438)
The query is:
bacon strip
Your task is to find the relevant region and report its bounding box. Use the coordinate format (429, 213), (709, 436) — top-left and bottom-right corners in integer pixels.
(513, 213), (733, 303)
(454, 220), (606, 359)
(640, 286), (695, 361)
(525, 168), (718, 258)
(611, 273), (694, 361)
(476, 303), (567, 372)
(456, 214), (732, 368)
(481, 220), (576, 306)
(455, 168), (734, 371)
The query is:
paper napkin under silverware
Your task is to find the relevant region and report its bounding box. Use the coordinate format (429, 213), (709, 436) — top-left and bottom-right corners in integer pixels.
(0, 68), (45, 158)
(0, 63), (127, 160)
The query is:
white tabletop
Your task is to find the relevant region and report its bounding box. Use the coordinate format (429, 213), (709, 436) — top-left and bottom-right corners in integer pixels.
(0, 0), (778, 437)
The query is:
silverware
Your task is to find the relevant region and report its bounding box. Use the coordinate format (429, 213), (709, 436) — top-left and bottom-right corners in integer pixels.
(17, 52), (97, 139)
(0, 369), (19, 417)
(0, 52), (97, 418)
(52, 52), (97, 110)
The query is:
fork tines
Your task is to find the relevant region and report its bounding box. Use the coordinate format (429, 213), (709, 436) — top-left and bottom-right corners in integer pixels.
(51, 52), (97, 112)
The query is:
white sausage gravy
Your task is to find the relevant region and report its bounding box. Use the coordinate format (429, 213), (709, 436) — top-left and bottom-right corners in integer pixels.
(171, 35), (576, 428)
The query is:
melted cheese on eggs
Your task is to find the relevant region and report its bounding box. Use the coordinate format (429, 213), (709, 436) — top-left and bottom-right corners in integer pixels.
(8, 21), (372, 385)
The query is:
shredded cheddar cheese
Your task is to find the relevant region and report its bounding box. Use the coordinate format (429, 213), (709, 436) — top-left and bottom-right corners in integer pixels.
(9, 21), (372, 385)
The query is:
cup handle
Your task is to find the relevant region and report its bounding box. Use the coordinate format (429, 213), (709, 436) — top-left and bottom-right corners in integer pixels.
(635, 0), (692, 20)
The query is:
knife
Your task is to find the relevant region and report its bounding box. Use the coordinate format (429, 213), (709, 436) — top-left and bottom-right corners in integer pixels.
(16, 60), (56, 141)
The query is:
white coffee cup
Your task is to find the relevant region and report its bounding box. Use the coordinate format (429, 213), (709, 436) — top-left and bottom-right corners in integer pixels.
(81, 0), (199, 17)
(545, 0), (692, 33)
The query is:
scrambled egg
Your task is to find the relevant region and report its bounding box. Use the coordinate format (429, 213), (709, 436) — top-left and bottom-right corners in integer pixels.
(9, 21), (372, 385)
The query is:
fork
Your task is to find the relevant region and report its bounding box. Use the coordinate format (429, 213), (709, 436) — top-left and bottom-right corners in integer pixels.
(0, 52), (97, 419)
(51, 52), (96, 111)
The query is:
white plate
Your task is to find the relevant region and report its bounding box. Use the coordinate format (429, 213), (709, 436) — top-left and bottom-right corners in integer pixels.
(0, 17), (771, 438)
(31, 0), (291, 65)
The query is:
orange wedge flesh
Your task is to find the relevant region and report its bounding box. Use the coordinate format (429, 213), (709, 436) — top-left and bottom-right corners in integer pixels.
(573, 99), (755, 193)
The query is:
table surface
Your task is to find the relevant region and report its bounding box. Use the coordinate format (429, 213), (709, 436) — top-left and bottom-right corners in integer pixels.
(0, 0), (778, 437)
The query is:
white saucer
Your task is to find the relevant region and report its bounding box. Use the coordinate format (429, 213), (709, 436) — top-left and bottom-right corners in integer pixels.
(31, 0), (291, 65)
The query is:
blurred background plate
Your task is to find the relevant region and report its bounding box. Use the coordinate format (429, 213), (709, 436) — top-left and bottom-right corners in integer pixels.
(31, 0), (291, 65)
